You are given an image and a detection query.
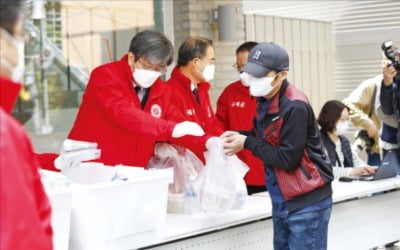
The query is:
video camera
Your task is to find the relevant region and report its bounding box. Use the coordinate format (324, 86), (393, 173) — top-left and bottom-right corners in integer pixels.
(382, 40), (400, 82)
(354, 129), (374, 153)
(382, 40), (400, 70)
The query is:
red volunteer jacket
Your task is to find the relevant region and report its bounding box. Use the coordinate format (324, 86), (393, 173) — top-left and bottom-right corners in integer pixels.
(0, 77), (53, 250)
(68, 55), (207, 167)
(167, 67), (223, 161)
(216, 80), (265, 186)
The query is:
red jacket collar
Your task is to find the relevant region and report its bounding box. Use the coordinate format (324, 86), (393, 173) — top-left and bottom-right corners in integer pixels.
(120, 54), (133, 83)
(0, 77), (22, 113)
(171, 66), (210, 92)
(266, 80), (289, 114)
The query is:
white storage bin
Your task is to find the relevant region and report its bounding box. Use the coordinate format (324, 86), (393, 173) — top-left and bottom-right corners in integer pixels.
(47, 189), (73, 250)
(64, 165), (173, 250)
(40, 170), (73, 250)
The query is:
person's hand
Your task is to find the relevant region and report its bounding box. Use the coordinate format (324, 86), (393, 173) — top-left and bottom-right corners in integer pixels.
(367, 124), (378, 138)
(349, 166), (378, 176)
(382, 62), (397, 86)
(221, 131), (246, 156)
(172, 121), (205, 138)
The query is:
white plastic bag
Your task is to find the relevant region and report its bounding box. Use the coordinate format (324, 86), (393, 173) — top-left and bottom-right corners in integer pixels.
(194, 138), (249, 212)
(148, 143), (204, 213)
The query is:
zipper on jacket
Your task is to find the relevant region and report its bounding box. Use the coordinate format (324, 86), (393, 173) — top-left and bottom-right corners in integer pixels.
(300, 165), (312, 180)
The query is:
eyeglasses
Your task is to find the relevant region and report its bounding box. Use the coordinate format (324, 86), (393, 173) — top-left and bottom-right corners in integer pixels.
(232, 63), (244, 71)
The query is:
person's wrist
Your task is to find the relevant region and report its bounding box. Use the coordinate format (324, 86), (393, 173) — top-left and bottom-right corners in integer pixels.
(383, 79), (393, 86)
(382, 79), (393, 87)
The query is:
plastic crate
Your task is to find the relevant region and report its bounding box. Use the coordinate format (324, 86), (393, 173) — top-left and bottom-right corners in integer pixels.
(41, 170), (73, 250)
(64, 165), (173, 250)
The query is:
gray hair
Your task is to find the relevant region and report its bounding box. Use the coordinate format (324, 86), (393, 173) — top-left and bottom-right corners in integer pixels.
(128, 30), (174, 66)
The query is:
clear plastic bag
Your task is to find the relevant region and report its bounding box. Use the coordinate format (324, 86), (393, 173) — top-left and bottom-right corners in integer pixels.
(194, 138), (249, 212)
(148, 143), (204, 213)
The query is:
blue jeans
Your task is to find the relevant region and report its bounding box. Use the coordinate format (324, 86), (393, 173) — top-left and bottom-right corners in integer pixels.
(272, 206), (332, 250)
(367, 151), (381, 166)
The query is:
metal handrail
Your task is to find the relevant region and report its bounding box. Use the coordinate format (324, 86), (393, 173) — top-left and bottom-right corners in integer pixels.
(25, 19), (89, 90)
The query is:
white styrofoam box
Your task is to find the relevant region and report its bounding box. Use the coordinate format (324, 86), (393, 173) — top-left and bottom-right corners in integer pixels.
(65, 165), (173, 250)
(40, 170), (73, 250)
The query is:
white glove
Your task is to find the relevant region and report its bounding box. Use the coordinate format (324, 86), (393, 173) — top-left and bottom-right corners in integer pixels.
(172, 121), (205, 138)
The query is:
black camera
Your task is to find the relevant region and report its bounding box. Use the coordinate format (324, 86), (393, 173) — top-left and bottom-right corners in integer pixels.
(382, 40), (400, 71)
(354, 129), (374, 152)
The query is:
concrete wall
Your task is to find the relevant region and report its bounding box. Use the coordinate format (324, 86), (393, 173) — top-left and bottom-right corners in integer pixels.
(172, 0), (246, 108)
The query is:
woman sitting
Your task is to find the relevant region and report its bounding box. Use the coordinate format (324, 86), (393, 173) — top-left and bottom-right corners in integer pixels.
(318, 100), (377, 178)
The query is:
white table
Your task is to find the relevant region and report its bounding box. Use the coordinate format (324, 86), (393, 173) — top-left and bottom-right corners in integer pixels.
(139, 176), (400, 250)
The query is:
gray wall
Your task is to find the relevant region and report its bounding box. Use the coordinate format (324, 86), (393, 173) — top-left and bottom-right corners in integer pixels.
(243, 0), (400, 102)
(172, 0), (246, 108)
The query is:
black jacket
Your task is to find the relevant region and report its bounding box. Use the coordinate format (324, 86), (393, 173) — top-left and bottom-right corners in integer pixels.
(320, 130), (354, 167)
(380, 82), (397, 116)
(244, 80), (333, 212)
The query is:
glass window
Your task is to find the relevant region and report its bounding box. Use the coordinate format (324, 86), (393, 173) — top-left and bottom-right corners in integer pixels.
(18, 1), (163, 153)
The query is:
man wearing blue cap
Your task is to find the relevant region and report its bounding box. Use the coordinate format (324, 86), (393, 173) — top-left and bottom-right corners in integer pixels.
(222, 42), (333, 250)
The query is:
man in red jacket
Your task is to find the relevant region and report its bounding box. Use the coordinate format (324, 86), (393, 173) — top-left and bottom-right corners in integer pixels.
(216, 42), (266, 195)
(0, 0), (53, 249)
(68, 31), (206, 167)
(167, 37), (223, 162)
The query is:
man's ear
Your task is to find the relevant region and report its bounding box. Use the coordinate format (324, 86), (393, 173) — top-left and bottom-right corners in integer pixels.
(279, 71), (288, 81)
(127, 52), (135, 67)
(191, 57), (200, 67)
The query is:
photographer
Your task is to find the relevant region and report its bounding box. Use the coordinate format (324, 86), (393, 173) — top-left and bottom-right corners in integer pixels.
(379, 43), (400, 152)
(343, 75), (381, 166)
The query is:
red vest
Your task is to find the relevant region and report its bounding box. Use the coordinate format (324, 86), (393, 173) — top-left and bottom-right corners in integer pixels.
(167, 67), (223, 161)
(216, 80), (265, 186)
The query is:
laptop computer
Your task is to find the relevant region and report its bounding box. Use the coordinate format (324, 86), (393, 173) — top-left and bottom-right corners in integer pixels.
(390, 149), (400, 175)
(349, 150), (398, 181)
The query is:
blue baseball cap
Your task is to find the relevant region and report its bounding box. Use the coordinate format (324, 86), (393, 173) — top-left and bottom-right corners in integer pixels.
(242, 42), (289, 78)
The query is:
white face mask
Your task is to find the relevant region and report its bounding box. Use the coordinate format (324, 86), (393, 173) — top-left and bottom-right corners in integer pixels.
(133, 68), (161, 88)
(239, 72), (251, 87)
(334, 121), (349, 135)
(249, 75), (275, 97)
(0, 28), (25, 83)
(202, 64), (215, 82)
